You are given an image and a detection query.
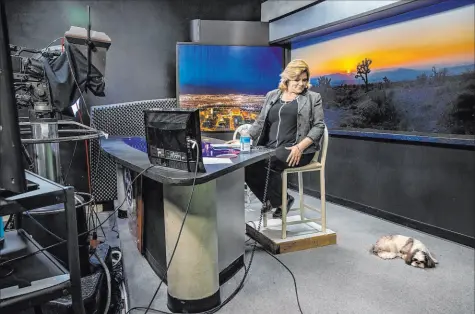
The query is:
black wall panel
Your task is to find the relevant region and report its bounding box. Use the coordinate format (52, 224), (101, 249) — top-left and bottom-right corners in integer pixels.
(290, 136), (475, 244)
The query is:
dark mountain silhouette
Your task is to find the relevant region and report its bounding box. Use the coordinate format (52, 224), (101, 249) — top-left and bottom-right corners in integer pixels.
(312, 64), (475, 87)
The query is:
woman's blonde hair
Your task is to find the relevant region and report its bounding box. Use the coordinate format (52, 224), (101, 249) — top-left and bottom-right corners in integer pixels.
(278, 59), (312, 91)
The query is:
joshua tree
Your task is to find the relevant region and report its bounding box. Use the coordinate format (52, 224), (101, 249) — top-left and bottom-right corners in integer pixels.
(318, 76), (332, 88)
(431, 66), (448, 83)
(355, 58), (372, 91)
(383, 76), (391, 85)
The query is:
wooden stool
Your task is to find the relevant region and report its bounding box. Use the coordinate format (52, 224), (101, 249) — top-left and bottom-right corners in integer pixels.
(264, 127), (329, 239)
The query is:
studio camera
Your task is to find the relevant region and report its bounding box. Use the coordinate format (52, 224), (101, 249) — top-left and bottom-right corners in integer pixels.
(8, 26), (111, 184)
(11, 26), (111, 120)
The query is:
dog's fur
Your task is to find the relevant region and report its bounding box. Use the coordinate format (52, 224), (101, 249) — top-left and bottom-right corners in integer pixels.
(371, 235), (438, 269)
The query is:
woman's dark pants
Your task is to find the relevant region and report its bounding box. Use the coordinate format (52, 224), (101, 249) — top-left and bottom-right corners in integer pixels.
(245, 152), (313, 208)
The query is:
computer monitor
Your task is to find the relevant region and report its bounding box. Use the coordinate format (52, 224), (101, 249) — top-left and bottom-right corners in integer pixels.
(0, 2), (26, 197)
(144, 108), (206, 173)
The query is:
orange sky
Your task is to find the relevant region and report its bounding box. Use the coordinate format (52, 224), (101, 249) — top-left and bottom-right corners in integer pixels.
(292, 4), (475, 76)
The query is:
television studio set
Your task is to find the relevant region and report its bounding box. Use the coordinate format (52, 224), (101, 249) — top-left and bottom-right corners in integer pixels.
(1, 1), (474, 314)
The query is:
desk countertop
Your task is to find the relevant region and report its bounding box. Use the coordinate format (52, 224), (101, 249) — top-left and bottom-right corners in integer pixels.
(100, 136), (273, 186)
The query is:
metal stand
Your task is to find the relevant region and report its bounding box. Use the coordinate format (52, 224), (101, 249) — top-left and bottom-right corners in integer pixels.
(30, 118), (62, 182)
(20, 120), (105, 183)
(0, 171), (86, 314)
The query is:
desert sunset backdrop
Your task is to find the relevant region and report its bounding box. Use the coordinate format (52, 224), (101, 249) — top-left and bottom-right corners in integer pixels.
(292, 1), (475, 135)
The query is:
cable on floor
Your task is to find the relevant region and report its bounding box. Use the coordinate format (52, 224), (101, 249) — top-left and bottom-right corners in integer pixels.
(93, 250), (111, 314)
(246, 219), (304, 314)
(246, 241), (304, 314)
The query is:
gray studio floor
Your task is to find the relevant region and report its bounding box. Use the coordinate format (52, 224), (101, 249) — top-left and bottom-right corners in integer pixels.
(114, 192), (475, 314)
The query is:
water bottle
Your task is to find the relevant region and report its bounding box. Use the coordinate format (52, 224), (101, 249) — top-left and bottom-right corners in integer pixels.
(240, 134), (251, 153)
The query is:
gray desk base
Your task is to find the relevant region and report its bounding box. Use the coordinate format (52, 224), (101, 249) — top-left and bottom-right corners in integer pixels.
(118, 165), (245, 313)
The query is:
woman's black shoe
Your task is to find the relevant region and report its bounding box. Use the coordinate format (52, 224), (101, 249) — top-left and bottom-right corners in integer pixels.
(273, 195), (295, 219)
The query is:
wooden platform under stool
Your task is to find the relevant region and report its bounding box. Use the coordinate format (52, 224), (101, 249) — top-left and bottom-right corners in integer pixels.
(246, 215), (337, 254)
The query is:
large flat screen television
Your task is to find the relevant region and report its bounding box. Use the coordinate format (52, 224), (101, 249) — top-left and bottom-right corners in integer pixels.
(291, 0), (475, 144)
(176, 43), (284, 132)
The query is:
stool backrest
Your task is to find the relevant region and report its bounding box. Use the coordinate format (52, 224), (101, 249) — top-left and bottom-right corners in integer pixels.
(312, 126), (329, 165)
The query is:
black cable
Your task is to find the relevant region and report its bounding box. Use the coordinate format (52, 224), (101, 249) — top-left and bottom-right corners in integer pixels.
(45, 37), (62, 49)
(75, 191), (107, 240)
(24, 212), (65, 242)
(126, 263), (249, 314)
(6, 191), (95, 244)
(63, 141), (78, 183)
(110, 150), (121, 239)
(110, 247), (125, 313)
(111, 216), (120, 238)
(109, 148), (120, 238)
(262, 249), (304, 314)
(4, 214), (14, 230)
(0, 264), (14, 278)
(19, 213), (86, 270)
(245, 241), (305, 314)
(0, 165), (155, 268)
(90, 204), (107, 239)
(85, 135), (110, 240)
(21, 211), (91, 260)
(1, 192), (95, 270)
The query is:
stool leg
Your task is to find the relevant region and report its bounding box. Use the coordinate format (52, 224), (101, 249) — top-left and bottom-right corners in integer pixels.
(320, 169), (326, 233)
(264, 211), (267, 227)
(298, 172), (304, 220)
(282, 172), (288, 239)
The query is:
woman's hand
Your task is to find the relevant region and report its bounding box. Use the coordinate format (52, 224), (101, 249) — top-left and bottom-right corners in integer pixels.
(226, 129), (249, 145)
(285, 145), (303, 167)
(225, 139), (240, 145)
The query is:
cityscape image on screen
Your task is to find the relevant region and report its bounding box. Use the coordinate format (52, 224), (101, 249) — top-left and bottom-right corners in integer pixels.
(292, 1), (475, 136)
(177, 44), (283, 132)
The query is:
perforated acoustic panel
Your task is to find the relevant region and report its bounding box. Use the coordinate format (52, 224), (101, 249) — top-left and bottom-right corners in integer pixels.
(90, 99), (177, 202)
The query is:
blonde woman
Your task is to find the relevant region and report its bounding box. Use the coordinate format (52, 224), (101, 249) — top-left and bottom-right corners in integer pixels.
(244, 59), (325, 218)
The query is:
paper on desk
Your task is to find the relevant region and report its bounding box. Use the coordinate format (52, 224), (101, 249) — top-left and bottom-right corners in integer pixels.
(203, 157), (233, 164)
(211, 143), (241, 149)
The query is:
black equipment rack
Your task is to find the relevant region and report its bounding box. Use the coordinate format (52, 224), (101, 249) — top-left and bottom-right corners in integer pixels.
(0, 171), (85, 314)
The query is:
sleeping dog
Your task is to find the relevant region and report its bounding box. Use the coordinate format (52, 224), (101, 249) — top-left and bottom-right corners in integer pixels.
(371, 235), (438, 269)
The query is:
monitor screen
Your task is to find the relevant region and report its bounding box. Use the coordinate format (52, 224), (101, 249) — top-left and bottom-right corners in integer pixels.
(0, 3), (26, 196)
(144, 108), (206, 173)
